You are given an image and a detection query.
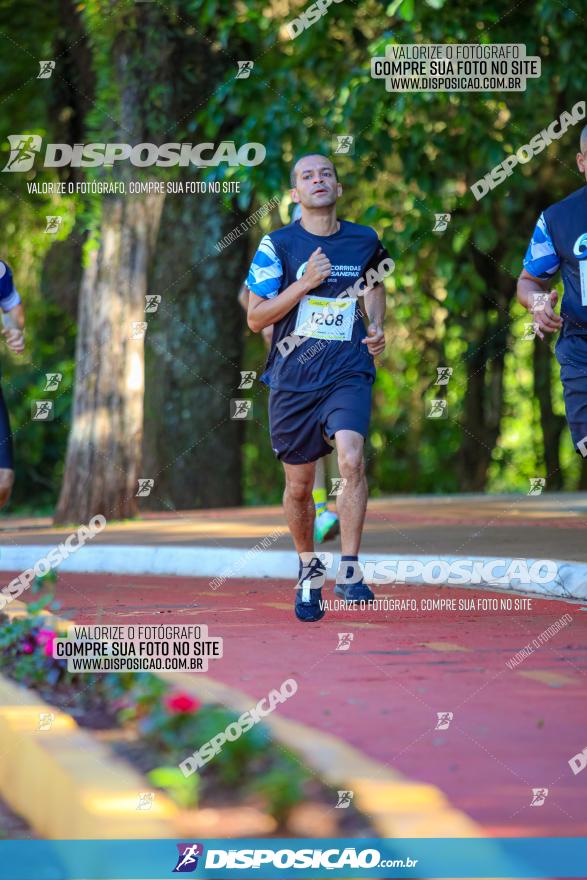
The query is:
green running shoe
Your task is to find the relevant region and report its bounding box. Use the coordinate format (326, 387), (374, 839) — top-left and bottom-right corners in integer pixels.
(314, 509), (340, 544)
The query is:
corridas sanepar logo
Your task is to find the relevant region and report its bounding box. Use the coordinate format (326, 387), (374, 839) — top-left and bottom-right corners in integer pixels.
(2, 135), (265, 171)
(173, 842), (204, 873)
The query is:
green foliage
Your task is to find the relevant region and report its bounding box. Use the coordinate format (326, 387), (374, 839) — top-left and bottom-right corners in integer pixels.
(147, 765), (200, 809)
(249, 751), (309, 825)
(0, 576), (65, 688)
(205, 0), (587, 495)
(1, 0), (586, 507)
(2, 298), (76, 512)
(0, 592), (309, 822)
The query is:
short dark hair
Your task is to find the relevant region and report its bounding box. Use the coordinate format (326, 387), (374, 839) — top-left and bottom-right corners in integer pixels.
(580, 125), (587, 153)
(290, 154), (338, 188)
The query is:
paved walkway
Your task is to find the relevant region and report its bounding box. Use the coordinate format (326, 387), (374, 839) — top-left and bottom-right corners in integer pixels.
(1, 493), (586, 560)
(3, 493), (586, 839)
(12, 569), (587, 839)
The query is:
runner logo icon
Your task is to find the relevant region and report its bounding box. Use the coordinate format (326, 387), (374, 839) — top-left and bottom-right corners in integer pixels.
(173, 843), (204, 872)
(3, 135), (43, 172)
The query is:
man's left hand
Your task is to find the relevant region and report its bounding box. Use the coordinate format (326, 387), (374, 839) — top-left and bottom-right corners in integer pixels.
(361, 323), (385, 356)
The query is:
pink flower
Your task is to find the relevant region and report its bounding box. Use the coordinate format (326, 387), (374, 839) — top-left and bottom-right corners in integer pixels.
(36, 629), (57, 658)
(164, 692), (201, 714)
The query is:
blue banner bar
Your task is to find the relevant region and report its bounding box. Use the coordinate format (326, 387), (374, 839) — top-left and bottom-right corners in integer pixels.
(0, 837), (585, 879)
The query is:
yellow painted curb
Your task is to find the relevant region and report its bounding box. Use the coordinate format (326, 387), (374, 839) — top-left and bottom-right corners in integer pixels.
(160, 670), (482, 839)
(4, 600), (482, 841)
(0, 674), (178, 839)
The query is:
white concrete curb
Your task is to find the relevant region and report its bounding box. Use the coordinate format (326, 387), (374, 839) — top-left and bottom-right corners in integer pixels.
(0, 544), (586, 601)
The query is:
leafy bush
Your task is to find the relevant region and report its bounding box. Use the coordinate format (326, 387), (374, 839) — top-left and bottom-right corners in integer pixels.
(0, 577), (310, 823)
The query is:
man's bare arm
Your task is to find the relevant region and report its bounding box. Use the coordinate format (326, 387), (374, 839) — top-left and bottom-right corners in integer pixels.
(517, 268), (550, 309)
(247, 279), (310, 332)
(516, 268), (562, 340)
(364, 283), (385, 326)
(247, 246), (331, 332)
(361, 283), (386, 356)
(2, 303), (25, 353)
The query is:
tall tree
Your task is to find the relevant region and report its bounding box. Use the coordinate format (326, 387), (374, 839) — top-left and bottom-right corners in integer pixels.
(54, 0), (172, 522)
(140, 9), (258, 510)
(142, 188), (249, 509)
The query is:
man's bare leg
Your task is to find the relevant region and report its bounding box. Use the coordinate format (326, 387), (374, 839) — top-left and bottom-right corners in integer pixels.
(283, 460), (316, 554)
(332, 430), (373, 599)
(283, 460), (328, 622)
(0, 468), (14, 510)
(334, 430), (367, 555)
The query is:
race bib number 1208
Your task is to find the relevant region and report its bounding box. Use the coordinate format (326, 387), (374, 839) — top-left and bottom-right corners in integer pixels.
(294, 295), (356, 342)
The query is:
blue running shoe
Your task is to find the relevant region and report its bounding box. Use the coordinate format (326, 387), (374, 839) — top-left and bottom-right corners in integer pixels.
(334, 579), (374, 603)
(295, 555), (327, 622)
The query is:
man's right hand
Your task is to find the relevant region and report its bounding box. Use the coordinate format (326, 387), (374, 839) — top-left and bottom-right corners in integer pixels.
(532, 290), (562, 340)
(301, 247), (331, 292)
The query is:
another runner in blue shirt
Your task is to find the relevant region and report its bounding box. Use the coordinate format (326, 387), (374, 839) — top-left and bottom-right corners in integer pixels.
(0, 260), (26, 509)
(246, 153), (391, 622)
(518, 126), (587, 457)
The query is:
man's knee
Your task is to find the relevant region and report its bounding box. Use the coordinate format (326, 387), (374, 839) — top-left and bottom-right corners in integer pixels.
(0, 469), (14, 508)
(337, 445), (364, 479)
(285, 475), (314, 503)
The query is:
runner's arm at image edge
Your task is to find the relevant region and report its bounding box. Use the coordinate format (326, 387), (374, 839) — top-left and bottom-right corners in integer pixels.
(2, 303), (25, 353)
(517, 212), (562, 340)
(516, 269), (551, 309)
(517, 269), (562, 341)
(0, 257), (25, 353)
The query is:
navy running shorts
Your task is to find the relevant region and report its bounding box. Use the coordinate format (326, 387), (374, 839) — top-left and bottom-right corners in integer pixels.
(269, 374), (373, 465)
(556, 333), (587, 454)
(0, 383), (13, 469)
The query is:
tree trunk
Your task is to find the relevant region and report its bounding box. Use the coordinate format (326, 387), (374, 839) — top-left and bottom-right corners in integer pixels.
(458, 324), (508, 490)
(457, 243), (511, 491)
(142, 190), (248, 510)
(53, 0), (173, 524)
(54, 191), (164, 523)
(40, 230), (85, 319)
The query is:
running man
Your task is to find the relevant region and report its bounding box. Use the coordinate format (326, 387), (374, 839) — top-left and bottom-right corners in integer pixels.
(246, 154), (390, 622)
(518, 125), (587, 458)
(238, 204), (340, 545)
(0, 260), (25, 509)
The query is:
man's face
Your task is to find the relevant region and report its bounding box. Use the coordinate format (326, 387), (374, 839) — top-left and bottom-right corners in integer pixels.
(291, 155), (342, 209)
